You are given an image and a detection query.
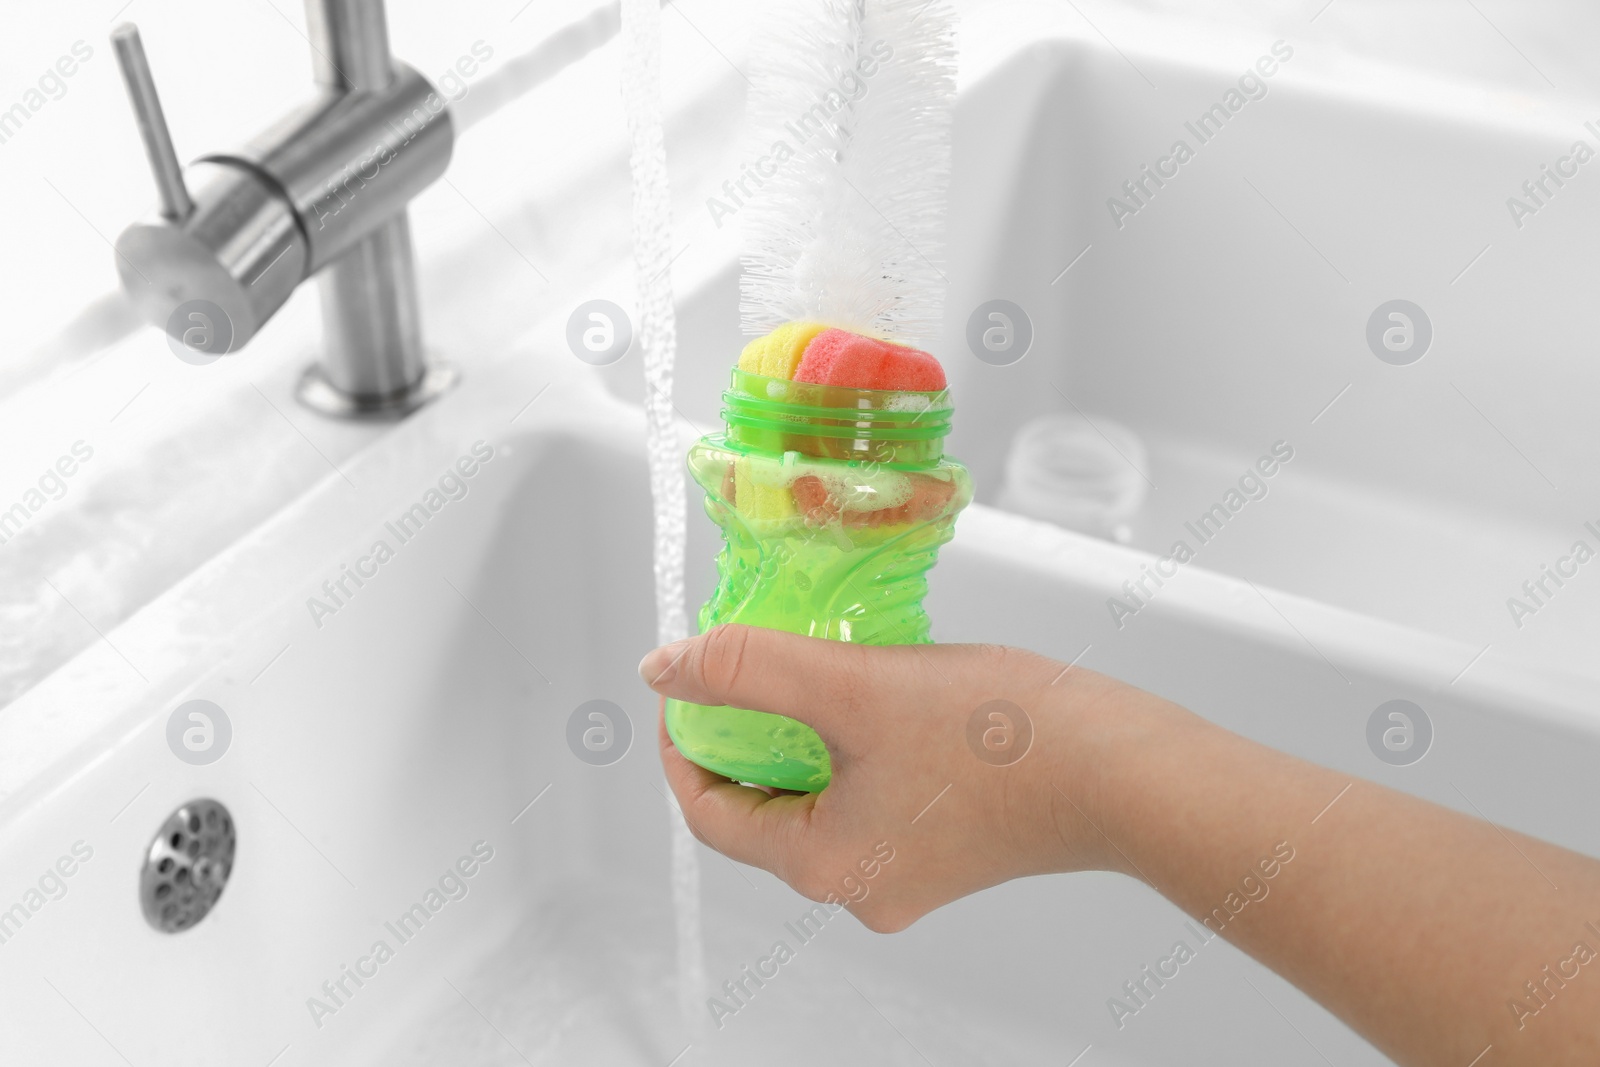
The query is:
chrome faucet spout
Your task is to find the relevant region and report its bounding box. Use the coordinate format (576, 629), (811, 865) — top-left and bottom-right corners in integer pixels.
(111, 0), (456, 418)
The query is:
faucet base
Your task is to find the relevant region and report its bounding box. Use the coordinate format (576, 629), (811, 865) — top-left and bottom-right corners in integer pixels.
(294, 361), (458, 420)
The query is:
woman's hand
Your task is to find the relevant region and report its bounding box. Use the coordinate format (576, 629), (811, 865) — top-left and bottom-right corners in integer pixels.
(642, 623), (1178, 930)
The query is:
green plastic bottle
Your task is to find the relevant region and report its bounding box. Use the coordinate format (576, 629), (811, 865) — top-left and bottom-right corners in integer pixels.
(664, 369), (972, 791)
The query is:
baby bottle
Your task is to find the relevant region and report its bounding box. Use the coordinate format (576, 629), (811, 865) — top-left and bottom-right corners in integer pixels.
(664, 325), (972, 791)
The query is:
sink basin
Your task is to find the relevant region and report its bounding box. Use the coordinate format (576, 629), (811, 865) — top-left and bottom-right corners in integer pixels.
(2, 5), (1596, 1065)
(5, 387), (1597, 1066)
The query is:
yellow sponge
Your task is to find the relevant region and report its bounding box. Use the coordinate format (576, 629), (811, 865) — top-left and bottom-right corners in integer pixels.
(733, 460), (795, 521)
(738, 321), (826, 380)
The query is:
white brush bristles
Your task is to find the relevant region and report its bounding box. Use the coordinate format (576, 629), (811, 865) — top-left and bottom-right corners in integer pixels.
(737, 0), (957, 347)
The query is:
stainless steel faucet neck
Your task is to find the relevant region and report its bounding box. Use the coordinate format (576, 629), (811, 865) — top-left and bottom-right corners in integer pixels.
(307, 0), (395, 91)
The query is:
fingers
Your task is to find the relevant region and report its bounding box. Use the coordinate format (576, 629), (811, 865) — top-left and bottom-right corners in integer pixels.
(657, 708), (815, 878)
(638, 624), (935, 743)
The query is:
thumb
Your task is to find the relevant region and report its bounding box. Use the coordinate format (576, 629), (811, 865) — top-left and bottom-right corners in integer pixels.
(638, 624), (934, 745)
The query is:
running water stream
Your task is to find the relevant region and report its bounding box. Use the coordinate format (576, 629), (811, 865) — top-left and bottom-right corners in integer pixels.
(618, 0), (707, 1033)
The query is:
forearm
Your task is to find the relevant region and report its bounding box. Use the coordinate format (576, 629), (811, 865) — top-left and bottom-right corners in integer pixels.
(1059, 680), (1600, 1066)
(647, 628), (1600, 1061)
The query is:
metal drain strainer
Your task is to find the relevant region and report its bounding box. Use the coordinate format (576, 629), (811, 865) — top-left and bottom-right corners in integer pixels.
(140, 798), (236, 933)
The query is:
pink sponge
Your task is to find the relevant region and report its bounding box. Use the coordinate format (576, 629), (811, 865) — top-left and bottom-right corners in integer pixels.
(792, 328), (946, 391)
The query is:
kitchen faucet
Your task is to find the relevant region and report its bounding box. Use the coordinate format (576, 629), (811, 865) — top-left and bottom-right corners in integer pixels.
(111, 0), (455, 418)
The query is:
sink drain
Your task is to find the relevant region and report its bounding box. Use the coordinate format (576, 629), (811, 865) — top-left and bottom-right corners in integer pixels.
(140, 798), (236, 933)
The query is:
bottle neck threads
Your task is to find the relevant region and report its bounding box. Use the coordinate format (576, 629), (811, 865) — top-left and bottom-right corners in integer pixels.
(719, 369), (953, 468)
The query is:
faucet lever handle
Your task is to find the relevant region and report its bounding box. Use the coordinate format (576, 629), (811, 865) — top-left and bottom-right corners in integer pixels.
(110, 22), (193, 221)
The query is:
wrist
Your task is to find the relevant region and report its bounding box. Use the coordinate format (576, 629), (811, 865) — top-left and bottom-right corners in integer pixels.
(1034, 667), (1200, 881)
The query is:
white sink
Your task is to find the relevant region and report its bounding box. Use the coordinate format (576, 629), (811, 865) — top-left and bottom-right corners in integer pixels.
(2, 4), (1596, 1065)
